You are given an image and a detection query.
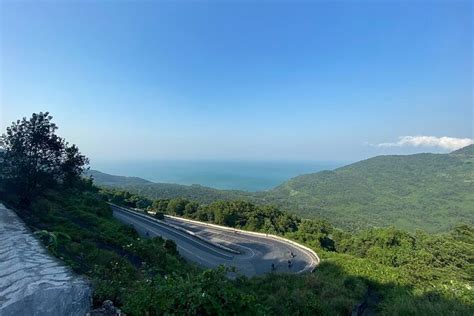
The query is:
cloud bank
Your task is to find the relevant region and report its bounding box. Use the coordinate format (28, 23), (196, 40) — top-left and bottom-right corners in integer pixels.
(376, 136), (474, 151)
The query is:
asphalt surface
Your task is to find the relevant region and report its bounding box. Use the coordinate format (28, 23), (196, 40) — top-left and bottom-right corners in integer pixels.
(111, 205), (317, 277)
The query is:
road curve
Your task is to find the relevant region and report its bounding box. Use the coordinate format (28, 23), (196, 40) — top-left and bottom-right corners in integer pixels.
(110, 204), (319, 277)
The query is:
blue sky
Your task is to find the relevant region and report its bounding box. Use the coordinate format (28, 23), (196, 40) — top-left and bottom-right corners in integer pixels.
(1, 1), (472, 162)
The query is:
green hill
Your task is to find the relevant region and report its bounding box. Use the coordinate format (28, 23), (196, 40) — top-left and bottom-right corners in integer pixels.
(265, 146), (474, 232)
(119, 182), (250, 203)
(89, 169), (250, 203)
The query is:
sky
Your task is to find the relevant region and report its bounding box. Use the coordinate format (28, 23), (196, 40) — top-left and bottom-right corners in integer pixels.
(1, 0), (472, 163)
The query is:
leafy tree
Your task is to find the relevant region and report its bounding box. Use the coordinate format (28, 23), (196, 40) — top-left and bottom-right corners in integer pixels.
(135, 198), (152, 209)
(0, 112), (88, 204)
(166, 198), (188, 215)
(184, 201), (199, 216)
(163, 239), (178, 255)
(62, 144), (90, 187)
(152, 199), (169, 213)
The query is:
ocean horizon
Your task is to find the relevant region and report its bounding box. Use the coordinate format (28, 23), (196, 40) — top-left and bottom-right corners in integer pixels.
(91, 160), (347, 192)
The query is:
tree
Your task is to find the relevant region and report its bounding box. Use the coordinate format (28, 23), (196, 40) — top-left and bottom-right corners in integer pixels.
(136, 198), (152, 209)
(163, 239), (177, 254)
(62, 144), (90, 187)
(184, 201), (199, 216)
(152, 199), (169, 213)
(0, 112), (89, 204)
(166, 198), (188, 216)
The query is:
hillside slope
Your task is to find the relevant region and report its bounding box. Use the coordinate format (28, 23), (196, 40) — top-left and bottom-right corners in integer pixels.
(265, 145), (474, 232)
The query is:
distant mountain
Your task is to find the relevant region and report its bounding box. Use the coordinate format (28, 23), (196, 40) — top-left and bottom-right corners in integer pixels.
(264, 146), (474, 232)
(87, 170), (153, 186)
(120, 182), (250, 203)
(88, 169), (249, 203)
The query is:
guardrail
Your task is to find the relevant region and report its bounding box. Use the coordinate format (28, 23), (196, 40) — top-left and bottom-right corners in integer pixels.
(164, 214), (321, 273)
(108, 203), (240, 255)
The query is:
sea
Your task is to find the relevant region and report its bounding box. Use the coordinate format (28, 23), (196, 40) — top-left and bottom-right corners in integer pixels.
(91, 160), (345, 192)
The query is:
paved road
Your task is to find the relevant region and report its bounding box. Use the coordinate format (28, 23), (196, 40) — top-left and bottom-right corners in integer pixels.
(111, 205), (317, 277)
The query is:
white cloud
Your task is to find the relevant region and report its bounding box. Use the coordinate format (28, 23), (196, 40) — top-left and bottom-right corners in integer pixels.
(376, 136), (474, 151)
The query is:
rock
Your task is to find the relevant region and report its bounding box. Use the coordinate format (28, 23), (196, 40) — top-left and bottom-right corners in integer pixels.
(0, 203), (92, 316)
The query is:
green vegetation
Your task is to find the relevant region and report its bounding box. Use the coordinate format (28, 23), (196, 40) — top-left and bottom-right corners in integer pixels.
(0, 112), (89, 205)
(95, 146), (474, 233)
(1, 113), (473, 315)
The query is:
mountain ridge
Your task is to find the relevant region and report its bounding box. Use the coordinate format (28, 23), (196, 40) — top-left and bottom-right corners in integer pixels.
(86, 169), (152, 186)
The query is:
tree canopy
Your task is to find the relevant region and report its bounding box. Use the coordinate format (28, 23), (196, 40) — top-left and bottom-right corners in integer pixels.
(0, 112), (89, 205)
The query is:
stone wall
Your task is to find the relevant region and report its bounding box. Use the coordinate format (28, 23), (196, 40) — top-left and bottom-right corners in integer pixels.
(0, 203), (91, 316)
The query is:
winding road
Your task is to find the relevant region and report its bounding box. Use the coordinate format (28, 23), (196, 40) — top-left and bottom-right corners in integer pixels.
(110, 204), (319, 277)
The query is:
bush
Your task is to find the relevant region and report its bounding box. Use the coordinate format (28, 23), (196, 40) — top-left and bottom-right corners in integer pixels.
(163, 239), (177, 255)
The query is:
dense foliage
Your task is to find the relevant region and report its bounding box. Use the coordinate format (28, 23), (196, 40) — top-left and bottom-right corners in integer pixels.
(0, 112), (88, 205)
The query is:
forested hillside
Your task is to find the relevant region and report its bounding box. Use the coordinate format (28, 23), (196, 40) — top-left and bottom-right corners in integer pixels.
(266, 146), (474, 232)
